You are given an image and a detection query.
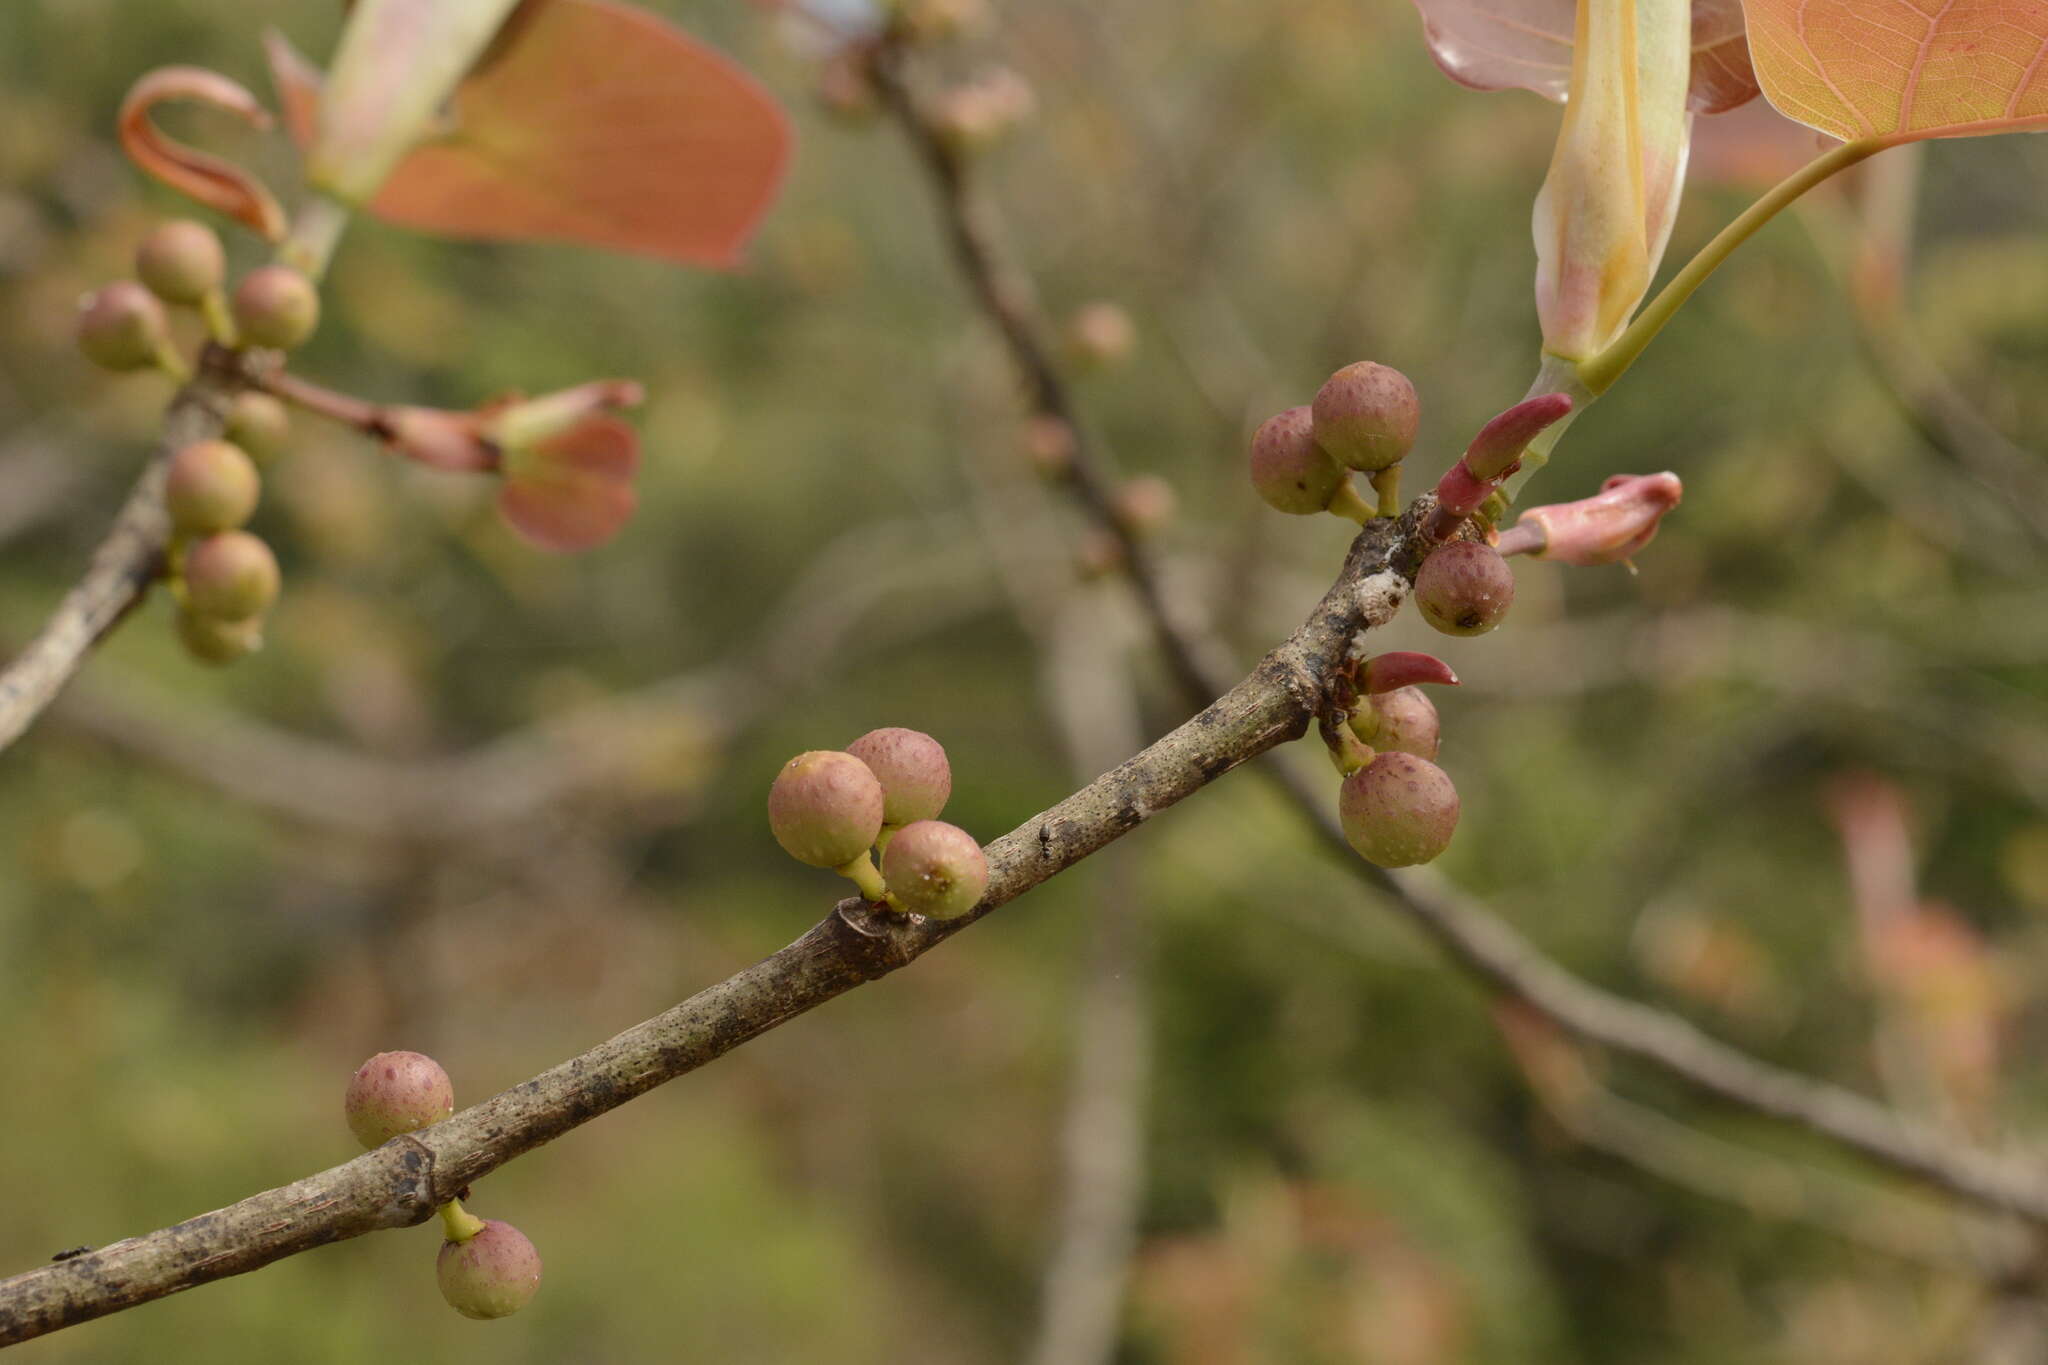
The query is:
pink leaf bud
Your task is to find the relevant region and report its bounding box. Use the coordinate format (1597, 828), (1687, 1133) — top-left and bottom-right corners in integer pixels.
(1509, 471), (1682, 566)
(1360, 651), (1459, 696)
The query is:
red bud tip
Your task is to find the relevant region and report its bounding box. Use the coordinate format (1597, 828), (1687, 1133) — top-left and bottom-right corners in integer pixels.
(1461, 393), (1574, 482)
(1362, 651), (1460, 695)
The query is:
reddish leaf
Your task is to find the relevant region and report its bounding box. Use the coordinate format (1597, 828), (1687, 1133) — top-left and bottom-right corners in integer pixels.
(1410, 0), (1761, 113)
(1742, 0), (2048, 144)
(271, 0), (790, 266)
(119, 67), (287, 240)
(497, 415), (640, 552)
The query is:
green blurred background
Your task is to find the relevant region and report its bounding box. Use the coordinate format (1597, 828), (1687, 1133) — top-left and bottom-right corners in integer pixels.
(2, 1), (2047, 1360)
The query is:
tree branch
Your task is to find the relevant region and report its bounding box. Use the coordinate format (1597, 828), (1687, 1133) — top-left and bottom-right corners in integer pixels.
(0, 347), (252, 754)
(0, 505), (1415, 1346)
(861, 19), (2048, 1250)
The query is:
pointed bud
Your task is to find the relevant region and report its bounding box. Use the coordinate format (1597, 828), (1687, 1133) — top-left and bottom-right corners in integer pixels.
(1532, 0), (1691, 362)
(1361, 651), (1459, 696)
(1509, 471), (1682, 565)
(308, 0), (525, 205)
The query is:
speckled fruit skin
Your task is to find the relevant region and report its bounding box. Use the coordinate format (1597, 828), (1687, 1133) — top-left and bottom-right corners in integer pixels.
(1311, 362), (1419, 472)
(1339, 752), (1459, 868)
(880, 820), (988, 919)
(1351, 686), (1441, 760)
(1249, 406), (1345, 515)
(1414, 541), (1515, 637)
(344, 1050), (454, 1149)
(182, 531), (280, 622)
(231, 265), (320, 350)
(437, 1221), (542, 1320)
(75, 281), (168, 372)
(845, 728), (952, 826)
(768, 751), (886, 868)
(135, 220), (225, 305)
(165, 439), (260, 536)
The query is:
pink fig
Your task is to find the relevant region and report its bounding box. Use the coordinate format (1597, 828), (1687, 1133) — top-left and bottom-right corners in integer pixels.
(1413, 542), (1515, 637)
(344, 1050), (454, 1149)
(846, 728), (951, 826)
(1339, 751), (1459, 868)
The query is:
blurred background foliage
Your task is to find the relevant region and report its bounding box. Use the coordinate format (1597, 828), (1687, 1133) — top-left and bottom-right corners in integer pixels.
(2, 1), (2047, 1361)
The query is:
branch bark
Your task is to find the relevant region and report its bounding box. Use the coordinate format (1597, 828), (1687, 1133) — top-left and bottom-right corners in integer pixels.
(0, 506), (1414, 1347)
(0, 348), (251, 754)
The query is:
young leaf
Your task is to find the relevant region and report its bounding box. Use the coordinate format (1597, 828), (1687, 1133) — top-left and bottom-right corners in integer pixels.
(1409, 0), (1761, 113)
(497, 415), (640, 552)
(1742, 0), (2048, 144)
(271, 0), (791, 266)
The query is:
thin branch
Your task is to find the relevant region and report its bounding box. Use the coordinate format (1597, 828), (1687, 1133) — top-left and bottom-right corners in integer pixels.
(0, 347), (252, 754)
(47, 515), (995, 839)
(0, 502), (1416, 1347)
(863, 14), (2048, 1255)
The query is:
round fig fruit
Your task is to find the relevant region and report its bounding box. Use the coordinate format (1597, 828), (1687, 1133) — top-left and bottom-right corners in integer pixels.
(437, 1220), (542, 1320)
(182, 531), (280, 622)
(224, 392), (291, 465)
(1338, 752), (1459, 868)
(1414, 541), (1515, 637)
(76, 281), (170, 373)
(846, 728), (951, 826)
(768, 751), (886, 868)
(1249, 406), (1345, 516)
(344, 1050), (455, 1149)
(880, 820), (988, 919)
(1350, 686), (1441, 761)
(1311, 362), (1419, 472)
(231, 265), (320, 350)
(175, 606), (262, 665)
(135, 220), (225, 305)
(166, 439), (260, 536)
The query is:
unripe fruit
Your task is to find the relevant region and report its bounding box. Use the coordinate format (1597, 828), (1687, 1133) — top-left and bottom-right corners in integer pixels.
(175, 607), (262, 665)
(768, 751), (886, 868)
(1414, 541), (1515, 637)
(1019, 414), (1076, 478)
(224, 392), (291, 465)
(1249, 406), (1345, 515)
(165, 439), (260, 535)
(134, 219), (225, 305)
(1339, 752), (1459, 868)
(1350, 685), (1441, 761)
(437, 1220), (542, 1320)
(231, 265), (319, 350)
(344, 1050), (455, 1149)
(881, 819), (988, 919)
(845, 728), (951, 826)
(182, 530), (281, 622)
(75, 281), (170, 372)
(1113, 475), (1177, 538)
(1065, 301), (1136, 371)
(1312, 361), (1419, 472)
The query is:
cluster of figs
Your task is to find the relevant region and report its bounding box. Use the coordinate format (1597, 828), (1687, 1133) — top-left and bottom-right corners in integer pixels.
(768, 728), (988, 919)
(1247, 358), (1530, 871)
(343, 1051), (542, 1320)
(76, 218), (315, 664)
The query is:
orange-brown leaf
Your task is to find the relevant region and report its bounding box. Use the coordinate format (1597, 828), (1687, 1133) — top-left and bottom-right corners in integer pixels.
(118, 67), (288, 241)
(1742, 0), (2048, 144)
(497, 415), (640, 552)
